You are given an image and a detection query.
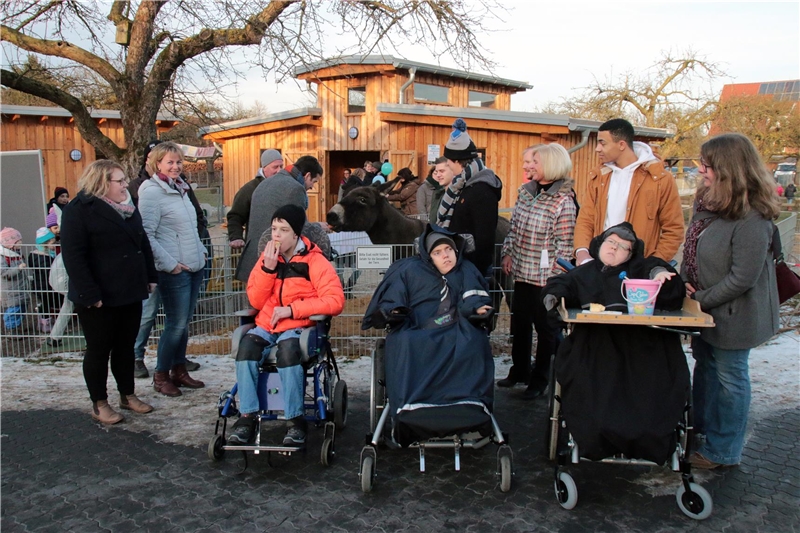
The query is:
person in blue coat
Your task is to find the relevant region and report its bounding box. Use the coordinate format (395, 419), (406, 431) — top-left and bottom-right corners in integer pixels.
(363, 224), (495, 446)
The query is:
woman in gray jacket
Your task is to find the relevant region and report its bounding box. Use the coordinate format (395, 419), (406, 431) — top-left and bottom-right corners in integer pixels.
(139, 142), (207, 397)
(682, 133), (780, 469)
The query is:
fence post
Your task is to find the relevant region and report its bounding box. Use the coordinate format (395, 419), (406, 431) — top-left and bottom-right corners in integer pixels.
(223, 242), (235, 316)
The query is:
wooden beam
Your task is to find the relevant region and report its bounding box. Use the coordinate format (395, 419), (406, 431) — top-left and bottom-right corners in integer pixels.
(40, 115), (48, 122)
(296, 64), (397, 81)
(97, 117), (107, 124)
(202, 115), (322, 142)
(379, 112), (571, 135)
(11, 114), (20, 122)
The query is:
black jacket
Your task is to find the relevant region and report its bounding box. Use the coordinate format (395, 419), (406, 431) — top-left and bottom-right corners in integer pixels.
(60, 191), (157, 307)
(448, 171), (502, 276)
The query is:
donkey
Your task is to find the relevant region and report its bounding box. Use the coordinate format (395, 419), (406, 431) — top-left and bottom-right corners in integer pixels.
(327, 186), (513, 312)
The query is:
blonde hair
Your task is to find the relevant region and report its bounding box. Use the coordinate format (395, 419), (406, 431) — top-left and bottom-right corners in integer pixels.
(699, 133), (780, 220)
(524, 143), (573, 184)
(146, 141), (183, 176)
(78, 160), (124, 198)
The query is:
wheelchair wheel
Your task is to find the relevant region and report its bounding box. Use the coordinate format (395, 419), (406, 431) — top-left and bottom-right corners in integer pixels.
(360, 455), (375, 493)
(333, 380), (348, 430)
(499, 455), (512, 493)
(207, 434), (225, 462)
(554, 471), (578, 510)
(676, 482), (713, 520)
(320, 437), (335, 466)
(369, 339), (386, 433)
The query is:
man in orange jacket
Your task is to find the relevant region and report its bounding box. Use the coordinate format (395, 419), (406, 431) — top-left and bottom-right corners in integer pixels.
(574, 119), (684, 265)
(228, 204), (345, 446)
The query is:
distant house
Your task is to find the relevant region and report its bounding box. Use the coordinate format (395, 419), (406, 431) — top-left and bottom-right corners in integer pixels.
(0, 104), (178, 197)
(720, 80), (800, 102)
(200, 55), (670, 222)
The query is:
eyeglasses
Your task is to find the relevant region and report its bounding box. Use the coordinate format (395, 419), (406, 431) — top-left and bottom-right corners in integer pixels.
(109, 178), (128, 185)
(700, 159), (713, 172)
(604, 237), (632, 253)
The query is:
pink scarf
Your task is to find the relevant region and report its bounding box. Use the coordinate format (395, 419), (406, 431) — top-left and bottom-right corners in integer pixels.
(156, 172), (190, 196)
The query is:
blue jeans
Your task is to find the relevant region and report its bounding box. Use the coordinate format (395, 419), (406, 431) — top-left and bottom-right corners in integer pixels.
(691, 336), (751, 465)
(235, 326), (304, 418)
(134, 287), (161, 361)
(155, 269), (204, 373)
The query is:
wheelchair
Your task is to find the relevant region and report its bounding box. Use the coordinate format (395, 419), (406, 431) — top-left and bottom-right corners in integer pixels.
(359, 335), (514, 494)
(208, 309), (347, 469)
(545, 301), (714, 520)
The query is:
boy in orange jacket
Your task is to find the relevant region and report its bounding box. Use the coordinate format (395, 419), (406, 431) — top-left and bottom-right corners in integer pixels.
(228, 205), (345, 446)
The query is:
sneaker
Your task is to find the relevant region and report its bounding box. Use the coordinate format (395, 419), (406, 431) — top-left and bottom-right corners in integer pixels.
(283, 418), (307, 446)
(184, 358), (201, 371)
(227, 416), (256, 445)
(134, 360), (149, 379)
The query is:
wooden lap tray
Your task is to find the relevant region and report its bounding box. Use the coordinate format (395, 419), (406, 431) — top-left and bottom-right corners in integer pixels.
(558, 297), (715, 328)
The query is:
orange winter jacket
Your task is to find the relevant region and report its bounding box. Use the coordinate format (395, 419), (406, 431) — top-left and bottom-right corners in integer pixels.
(247, 236), (345, 333)
(574, 160), (684, 262)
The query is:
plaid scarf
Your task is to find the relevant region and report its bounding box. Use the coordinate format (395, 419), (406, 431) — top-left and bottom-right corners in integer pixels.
(101, 195), (136, 219)
(683, 193), (716, 289)
(436, 158), (485, 228)
(156, 172), (190, 196)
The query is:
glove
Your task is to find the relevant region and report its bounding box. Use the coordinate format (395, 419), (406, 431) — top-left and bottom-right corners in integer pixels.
(468, 308), (496, 331)
(385, 306), (411, 327)
(546, 304), (567, 331)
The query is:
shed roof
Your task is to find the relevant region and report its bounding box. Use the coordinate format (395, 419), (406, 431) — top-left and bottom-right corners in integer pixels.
(294, 55), (532, 91)
(0, 104), (179, 122)
(198, 107), (322, 135)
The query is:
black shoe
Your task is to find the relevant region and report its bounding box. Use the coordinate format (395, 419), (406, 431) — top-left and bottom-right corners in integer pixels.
(184, 359), (200, 371)
(46, 338), (62, 347)
(497, 375), (526, 388)
(227, 416), (256, 444)
(134, 360), (149, 379)
(521, 383), (548, 400)
(283, 417), (307, 446)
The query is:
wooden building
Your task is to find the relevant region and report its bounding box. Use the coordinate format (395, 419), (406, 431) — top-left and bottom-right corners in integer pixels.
(201, 55), (670, 222)
(0, 104), (178, 198)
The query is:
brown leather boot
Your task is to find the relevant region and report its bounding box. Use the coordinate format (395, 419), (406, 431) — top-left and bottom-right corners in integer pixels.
(92, 400), (124, 425)
(170, 364), (205, 389)
(154, 371), (182, 397)
(119, 394), (154, 413)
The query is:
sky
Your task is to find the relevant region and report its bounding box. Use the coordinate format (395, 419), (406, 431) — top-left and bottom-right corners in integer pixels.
(223, 1), (800, 115)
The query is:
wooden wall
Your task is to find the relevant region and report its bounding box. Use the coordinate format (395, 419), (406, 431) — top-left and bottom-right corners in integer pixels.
(1, 113), (126, 201)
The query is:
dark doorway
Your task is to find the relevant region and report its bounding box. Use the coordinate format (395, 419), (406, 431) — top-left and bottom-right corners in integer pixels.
(327, 150), (380, 207)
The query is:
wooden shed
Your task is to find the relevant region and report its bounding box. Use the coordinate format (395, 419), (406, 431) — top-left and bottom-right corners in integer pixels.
(201, 55), (670, 222)
(0, 104), (178, 198)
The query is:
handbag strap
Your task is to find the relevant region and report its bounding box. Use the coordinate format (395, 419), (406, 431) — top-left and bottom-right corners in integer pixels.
(771, 223), (784, 263)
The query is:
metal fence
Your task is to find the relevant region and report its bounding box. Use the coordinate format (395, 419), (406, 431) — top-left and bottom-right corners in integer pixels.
(1, 236), (512, 360)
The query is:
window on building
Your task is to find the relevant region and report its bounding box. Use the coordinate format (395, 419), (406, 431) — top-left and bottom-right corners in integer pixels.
(348, 87), (366, 114)
(468, 90), (497, 108)
(413, 83), (449, 104)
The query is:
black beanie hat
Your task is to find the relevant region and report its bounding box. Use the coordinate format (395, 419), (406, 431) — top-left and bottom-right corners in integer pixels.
(54, 186), (69, 198)
(425, 232), (457, 255)
(272, 204), (306, 237)
(143, 139), (162, 162)
(602, 222), (636, 245)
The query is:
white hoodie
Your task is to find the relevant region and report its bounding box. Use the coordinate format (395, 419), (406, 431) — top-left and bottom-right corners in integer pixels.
(603, 141), (658, 230)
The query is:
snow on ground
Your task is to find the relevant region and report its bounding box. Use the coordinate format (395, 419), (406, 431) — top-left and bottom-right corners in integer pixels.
(0, 331), (796, 496)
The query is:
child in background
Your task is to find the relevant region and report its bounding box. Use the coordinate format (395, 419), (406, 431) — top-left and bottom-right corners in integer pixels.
(1, 227), (28, 330)
(27, 227), (62, 332)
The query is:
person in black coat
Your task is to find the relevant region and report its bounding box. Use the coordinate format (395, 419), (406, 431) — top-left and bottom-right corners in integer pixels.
(436, 119), (502, 276)
(541, 222), (689, 464)
(60, 160), (158, 425)
(362, 224), (495, 446)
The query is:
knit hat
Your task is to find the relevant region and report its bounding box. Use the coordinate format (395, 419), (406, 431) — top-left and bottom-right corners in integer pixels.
(260, 149), (283, 168)
(444, 118), (478, 160)
(46, 207), (58, 228)
(602, 222), (636, 246)
(36, 227), (56, 244)
(54, 186), (69, 199)
(143, 139), (162, 163)
(272, 204), (306, 237)
(425, 232), (457, 255)
(0, 227), (22, 247)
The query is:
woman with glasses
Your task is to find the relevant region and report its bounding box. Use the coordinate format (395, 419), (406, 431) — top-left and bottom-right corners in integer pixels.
(498, 143), (577, 399)
(138, 142), (208, 398)
(540, 222), (688, 464)
(681, 133), (780, 469)
(59, 160), (158, 424)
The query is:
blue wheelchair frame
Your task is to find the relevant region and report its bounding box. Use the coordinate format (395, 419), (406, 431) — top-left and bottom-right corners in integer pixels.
(208, 310), (347, 468)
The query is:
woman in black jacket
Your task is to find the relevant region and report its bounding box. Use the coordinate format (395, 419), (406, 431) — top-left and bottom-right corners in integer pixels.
(60, 160), (158, 425)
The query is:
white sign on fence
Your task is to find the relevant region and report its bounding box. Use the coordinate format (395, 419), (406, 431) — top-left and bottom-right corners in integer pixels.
(357, 246), (392, 269)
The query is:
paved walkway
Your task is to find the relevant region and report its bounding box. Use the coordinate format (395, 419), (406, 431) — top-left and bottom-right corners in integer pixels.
(2, 390), (798, 532)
